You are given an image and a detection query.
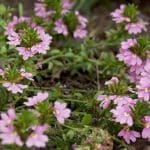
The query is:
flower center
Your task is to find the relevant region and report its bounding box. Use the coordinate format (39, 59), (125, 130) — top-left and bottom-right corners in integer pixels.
(129, 42), (135, 47)
(13, 132), (17, 136)
(145, 123), (150, 128)
(117, 96), (122, 101)
(124, 112), (129, 117)
(54, 109), (60, 115)
(144, 88), (150, 93)
(20, 28), (41, 48)
(105, 97), (109, 101)
(31, 133), (37, 138)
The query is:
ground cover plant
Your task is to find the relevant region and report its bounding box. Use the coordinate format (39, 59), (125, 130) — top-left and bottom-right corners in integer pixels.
(0, 0), (150, 149)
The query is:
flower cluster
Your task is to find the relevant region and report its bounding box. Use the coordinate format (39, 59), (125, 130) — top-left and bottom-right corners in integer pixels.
(97, 77), (150, 143)
(34, 0), (88, 39)
(137, 62), (150, 101)
(0, 109), (23, 146)
(0, 68), (33, 94)
(34, 0), (74, 19)
(24, 92), (71, 124)
(0, 91), (71, 148)
(54, 101), (71, 124)
(0, 1), (75, 147)
(24, 92), (49, 106)
(3, 82), (28, 94)
(5, 16), (52, 60)
(96, 4), (150, 144)
(117, 38), (150, 102)
(26, 125), (49, 148)
(0, 108), (48, 147)
(73, 11), (88, 39)
(114, 7), (150, 101)
(117, 38), (142, 84)
(2, 1), (150, 148)
(111, 4), (148, 35)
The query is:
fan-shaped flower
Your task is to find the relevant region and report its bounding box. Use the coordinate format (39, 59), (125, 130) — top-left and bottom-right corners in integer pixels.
(54, 101), (71, 124)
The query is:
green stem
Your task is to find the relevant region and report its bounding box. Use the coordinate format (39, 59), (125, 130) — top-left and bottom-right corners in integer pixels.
(61, 124), (82, 132)
(112, 136), (129, 149)
(41, 55), (64, 64)
(63, 98), (87, 103)
(26, 86), (97, 93)
(18, 3), (23, 17)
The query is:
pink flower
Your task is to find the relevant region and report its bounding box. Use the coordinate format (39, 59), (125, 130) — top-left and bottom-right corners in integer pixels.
(113, 96), (136, 108)
(26, 125), (48, 148)
(75, 11), (88, 28)
(73, 26), (87, 39)
(0, 127), (23, 146)
(20, 68), (34, 81)
(137, 86), (150, 101)
(34, 2), (54, 19)
(111, 105), (133, 126)
(97, 95), (116, 109)
(54, 101), (71, 124)
(3, 82), (27, 94)
(16, 47), (35, 60)
(61, 0), (74, 14)
(125, 19), (148, 34)
(16, 27), (52, 59)
(73, 11), (88, 39)
(142, 116), (150, 139)
(33, 27), (52, 54)
(0, 109), (23, 146)
(0, 69), (5, 76)
(6, 17), (52, 60)
(54, 19), (68, 36)
(117, 38), (144, 84)
(141, 62), (150, 77)
(137, 62), (150, 101)
(118, 129), (140, 144)
(121, 39), (137, 50)
(24, 92), (49, 106)
(0, 109), (16, 131)
(111, 5), (130, 24)
(7, 31), (21, 46)
(128, 63), (144, 84)
(105, 77), (119, 85)
(5, 16), (30, 36)
(117, 49), (142, 67)
(5, 16), (20, 36)
(128, 71), (140, 83)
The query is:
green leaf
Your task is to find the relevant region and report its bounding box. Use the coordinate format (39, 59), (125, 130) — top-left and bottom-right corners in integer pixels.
(53, 60), (63, 67)
(18, 3), (24, 17)
(16, 110), (38, 131)
(48, 62), (53, 70)
(124, 4), (139, 22)
(65, 51), (74, 58)
(75, 0), (97, 14)
(0, 4), (6, 15)
(0, 20), (6, 27)
(64, 12), (78, 32)
(66, 130), (75, 139)
(81, 114), (92, 125)
(50, 49), (61, 55)
(133, 101), (150, 127)
(36, 101), (50, 115)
